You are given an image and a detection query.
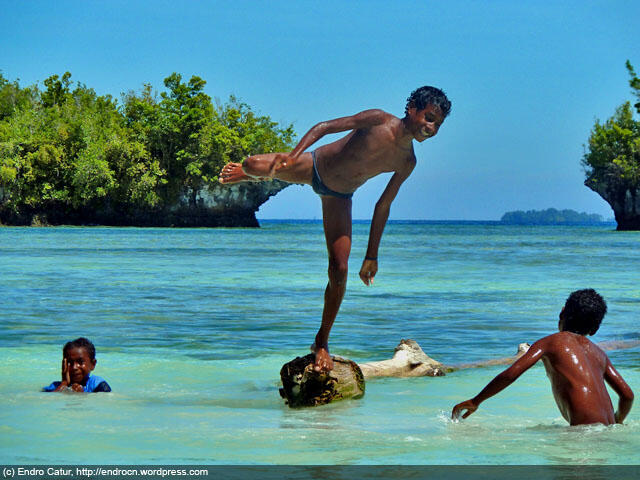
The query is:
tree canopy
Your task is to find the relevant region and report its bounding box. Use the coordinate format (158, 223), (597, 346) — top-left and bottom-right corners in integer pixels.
(582, 62), (640, 194)
(0, 71), (295, 222)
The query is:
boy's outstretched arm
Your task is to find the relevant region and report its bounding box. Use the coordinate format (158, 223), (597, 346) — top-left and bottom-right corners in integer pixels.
(271, 109), (388, 171)
(604, 358), (634, 424)
(360, 163), (414, 286)
(452, 340), (545, 420)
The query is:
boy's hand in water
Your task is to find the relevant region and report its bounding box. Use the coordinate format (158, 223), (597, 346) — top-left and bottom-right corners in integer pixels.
(270, 153), (295, 176)
(359, 258), (378, 286)
(452, 399), (478, 420)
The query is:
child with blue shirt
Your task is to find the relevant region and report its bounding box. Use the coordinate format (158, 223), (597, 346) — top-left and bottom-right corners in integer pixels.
(43, 337), (111, 393)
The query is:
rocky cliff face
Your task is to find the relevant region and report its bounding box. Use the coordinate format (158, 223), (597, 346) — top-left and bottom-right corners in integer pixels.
(175, 180), (290, 227)
(0, 180), (290, 227)
(585, 176), (640, 230)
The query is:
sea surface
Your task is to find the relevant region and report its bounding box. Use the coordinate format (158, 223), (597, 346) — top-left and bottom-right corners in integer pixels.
(1, 221), (638, 465)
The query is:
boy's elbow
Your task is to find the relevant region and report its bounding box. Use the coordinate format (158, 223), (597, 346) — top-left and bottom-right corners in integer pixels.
(314, 121), (337, 136)
(616, 384), (634, 407)
(313, 122), (328, 133)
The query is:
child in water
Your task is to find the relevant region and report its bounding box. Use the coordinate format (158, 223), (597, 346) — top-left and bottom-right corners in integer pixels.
(452, 289), (633, 426)
(43, 337), (111, 393)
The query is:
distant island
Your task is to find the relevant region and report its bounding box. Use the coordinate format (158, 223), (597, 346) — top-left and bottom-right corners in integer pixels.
(500, 208), (613, 225)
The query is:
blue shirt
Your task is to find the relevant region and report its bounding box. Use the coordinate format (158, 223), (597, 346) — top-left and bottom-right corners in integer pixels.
(43, 374), (111, 393)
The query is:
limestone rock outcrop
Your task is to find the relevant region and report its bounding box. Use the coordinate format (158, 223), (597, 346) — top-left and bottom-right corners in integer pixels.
(585, 176), (640, 230)
(0, 180), (290, 227)
(173, 180), (290, 227)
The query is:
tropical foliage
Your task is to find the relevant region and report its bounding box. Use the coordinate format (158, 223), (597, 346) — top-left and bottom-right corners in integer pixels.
(0, 72), (295, 222)
(582, 62), (640, 193)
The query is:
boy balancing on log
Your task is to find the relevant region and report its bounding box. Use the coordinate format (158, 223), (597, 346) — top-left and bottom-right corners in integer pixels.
(452, 289), (634, 426)
(219, 87), (451, 372)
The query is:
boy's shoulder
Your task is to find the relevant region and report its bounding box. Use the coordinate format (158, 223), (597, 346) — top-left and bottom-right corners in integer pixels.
(354, 108), (398, 124)
(86, 374), (111, 392)
(358, 109), (410, 146)
(537, 331), (603, 354)
(532, 331), (577, 350)
(539, 330), (591, 340)
(42, 381), (61, 392)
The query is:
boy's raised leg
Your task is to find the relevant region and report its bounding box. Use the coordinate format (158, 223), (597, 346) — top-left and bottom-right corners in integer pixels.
(312, 195), (352, 372)
(219, 152), (314, 185)
(218, 154), (277, 184)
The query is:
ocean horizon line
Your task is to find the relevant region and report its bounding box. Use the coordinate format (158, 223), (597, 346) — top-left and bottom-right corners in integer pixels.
(258, 218), (617, 225)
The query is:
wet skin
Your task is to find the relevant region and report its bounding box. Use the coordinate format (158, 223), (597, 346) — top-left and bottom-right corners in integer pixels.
(452, 322), (634, 426)
(54, 346), (97, 392)
(219, 104), (445, 372)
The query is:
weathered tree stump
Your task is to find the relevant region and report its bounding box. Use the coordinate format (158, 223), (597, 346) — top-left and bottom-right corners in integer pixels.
(279, 354), (365, 408)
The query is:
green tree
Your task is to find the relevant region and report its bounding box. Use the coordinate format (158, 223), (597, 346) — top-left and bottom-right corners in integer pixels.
(626, 60), (640, 115)
(583, 102), (640, 191)
(213, 96), (295, 166)
(103, 138), (165, 208)
(0, 70), (295, 225)
(158, 73), (213, 200)
(583, 61), (640, 229)
(124, 73), (213, 204)
(41, 72), (72, 108)
(123, 75), (295, 206)
(0, 73), (38, 121)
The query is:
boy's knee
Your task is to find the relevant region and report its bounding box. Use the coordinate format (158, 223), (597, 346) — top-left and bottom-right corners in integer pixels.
(328, 259), (348, 285)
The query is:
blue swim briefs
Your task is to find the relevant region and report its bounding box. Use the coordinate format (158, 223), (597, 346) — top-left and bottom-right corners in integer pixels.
(311, 151), (353, 199)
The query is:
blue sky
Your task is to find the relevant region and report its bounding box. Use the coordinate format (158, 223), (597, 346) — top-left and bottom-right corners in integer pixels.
(2, 1), (639, 220)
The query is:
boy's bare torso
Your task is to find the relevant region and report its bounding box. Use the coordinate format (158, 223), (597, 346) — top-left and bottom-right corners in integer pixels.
(540, 332), (615, 425)
(314, 112), (416, 193)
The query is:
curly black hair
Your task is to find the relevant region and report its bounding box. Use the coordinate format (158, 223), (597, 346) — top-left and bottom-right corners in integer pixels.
(405, 86), (452, 117)
(63, 337), (97, 360)
(561, 289), (607, 336)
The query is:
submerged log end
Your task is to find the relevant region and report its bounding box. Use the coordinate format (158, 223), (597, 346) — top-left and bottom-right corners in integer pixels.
(279, 354), (365, 408)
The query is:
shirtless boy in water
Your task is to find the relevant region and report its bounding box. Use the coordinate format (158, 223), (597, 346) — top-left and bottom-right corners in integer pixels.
(452, 289), (634, 426)
(219, 86), (451, 372)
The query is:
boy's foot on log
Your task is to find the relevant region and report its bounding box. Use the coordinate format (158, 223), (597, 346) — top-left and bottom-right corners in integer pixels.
(310, 342), (334, 372)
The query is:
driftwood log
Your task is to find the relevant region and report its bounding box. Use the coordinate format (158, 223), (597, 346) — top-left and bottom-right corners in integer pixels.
(358, 339), (445, 378)
(279, 338), (639, 408)
(446, 342), (531, 372)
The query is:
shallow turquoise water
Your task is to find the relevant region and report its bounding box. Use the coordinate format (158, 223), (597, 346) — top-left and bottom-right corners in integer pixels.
(1, 222), (638, 464)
